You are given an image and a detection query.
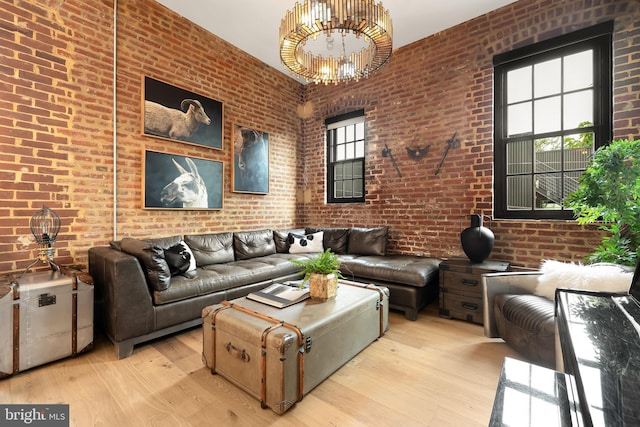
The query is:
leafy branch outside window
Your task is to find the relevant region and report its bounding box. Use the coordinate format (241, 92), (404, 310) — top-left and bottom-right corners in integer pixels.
(565, 138), (640, 266)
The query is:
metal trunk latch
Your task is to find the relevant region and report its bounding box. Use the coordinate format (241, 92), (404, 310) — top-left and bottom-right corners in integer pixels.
(38, 293), (56, 307)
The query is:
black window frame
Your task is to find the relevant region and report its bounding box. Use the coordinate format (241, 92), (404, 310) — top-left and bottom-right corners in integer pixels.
(493, 21), (613, 220)
(326, 109), (366, 204)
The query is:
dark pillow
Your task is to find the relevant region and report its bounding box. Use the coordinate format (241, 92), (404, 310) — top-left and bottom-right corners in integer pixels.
(233, 229), (276, 260)
(306, 227), (349, 254)
(348, 227), (389, 256)
(120, 237), (171, 291)
(274, 228), (306, 253)
(184, 233), (234, 266)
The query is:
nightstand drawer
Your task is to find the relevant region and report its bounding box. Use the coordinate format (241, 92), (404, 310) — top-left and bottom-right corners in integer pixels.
(439, 292), (483, 324)
(440, 270), (482, 297)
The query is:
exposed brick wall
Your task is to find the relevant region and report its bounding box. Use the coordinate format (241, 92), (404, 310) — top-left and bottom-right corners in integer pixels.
(0, 0), (302, 274)
(302, 0), (640, 268)
(1, 0), (638, 275)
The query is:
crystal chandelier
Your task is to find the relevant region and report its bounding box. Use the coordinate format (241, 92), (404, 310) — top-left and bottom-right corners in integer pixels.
(279, 0), (393, 84)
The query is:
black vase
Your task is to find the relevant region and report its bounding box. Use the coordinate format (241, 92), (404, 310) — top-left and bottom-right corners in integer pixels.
(460, 214), (494, 263)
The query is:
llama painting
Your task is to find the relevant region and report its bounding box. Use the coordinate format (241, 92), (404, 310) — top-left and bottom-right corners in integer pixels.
(143, 151), (223, 210)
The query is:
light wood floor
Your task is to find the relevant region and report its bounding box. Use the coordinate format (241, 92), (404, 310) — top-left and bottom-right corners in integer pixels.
(0, 305), (521, 426)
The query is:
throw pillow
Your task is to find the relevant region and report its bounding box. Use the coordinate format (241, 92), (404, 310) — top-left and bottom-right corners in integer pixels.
(535, 259), (633, 300)
(348, 226), (388, 256)
(288, 231), (324, 254)
(164, 241), (197, 277)
(120, 237), (171, 292)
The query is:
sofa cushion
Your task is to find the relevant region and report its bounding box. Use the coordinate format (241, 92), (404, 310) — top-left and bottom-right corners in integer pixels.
(233, 229), (276, 260)
(288, 231), (324, 253)
(306, 227), (349, 254)
(348, 227), (388, 256)
(184, 233), (234, 266)
(535, 260), (632, 300)
(494, 293), (556, 368)
(338, 254), (440, 287)
(274, 228), (306, 253)
(120, 237), (171, 291)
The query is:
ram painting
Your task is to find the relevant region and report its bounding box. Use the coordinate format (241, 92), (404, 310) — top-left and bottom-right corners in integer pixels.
(142, 76), (223, 150)
(232, 124), (269, 194)
(143, 150), (223, 210)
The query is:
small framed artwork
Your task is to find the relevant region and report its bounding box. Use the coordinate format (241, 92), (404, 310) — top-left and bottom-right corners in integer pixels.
(232, 124), (269, 194)
(143, 150), (223, 210)
(142, 76), (223, 150)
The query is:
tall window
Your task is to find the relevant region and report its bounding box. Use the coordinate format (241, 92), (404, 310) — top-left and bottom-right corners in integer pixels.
(326, 110), (366, 203)
(494, 22), (612, 220)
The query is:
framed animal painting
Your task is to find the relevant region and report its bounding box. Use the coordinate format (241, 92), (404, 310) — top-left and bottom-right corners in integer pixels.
(143, 150), (223, 210)
(142, 76), (223, 150)
(232, 124), (269, 194)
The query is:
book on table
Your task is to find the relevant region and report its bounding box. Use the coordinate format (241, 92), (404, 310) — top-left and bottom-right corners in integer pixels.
(246, 282), (309, 308)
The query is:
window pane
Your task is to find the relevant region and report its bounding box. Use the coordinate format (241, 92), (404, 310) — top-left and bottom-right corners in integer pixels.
(346, 142), (355, 159)
(507, 66), (532, 103)
(564, 133), (593, 170)
(534, 96), (561, 134)
(353, 160), (363, 176)
(345, 124), (354, 142)
(343, 180), (353, 197)
(534, 58), (561, 97)
(564, 50), (593, 91)
(507, 139), (532, 174)
(563, 90), (593, 130)
(337, 127), (345, 144)
(507, 175), (532, 210)
(353, 179), (363, 197)
(535, 173), (562, 210)
(336, 143), (345, 161)
(335, 163), (344, 180)
(564, 171), (584, 199)
(334, 181), (343, 198)
(508, 102), (532, 136)
(355, 140), (365, 158)
(355, 122), (364, 140)
(535, 137), (562, 173)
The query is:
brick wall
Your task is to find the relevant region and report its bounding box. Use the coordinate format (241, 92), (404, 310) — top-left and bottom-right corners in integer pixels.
(302, 0), (640, 268)
(0, 0), (302, 274)
(1, 0), (638, 274)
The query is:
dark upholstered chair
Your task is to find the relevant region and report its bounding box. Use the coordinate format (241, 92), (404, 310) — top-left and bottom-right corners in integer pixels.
(482, 271), (556, 369)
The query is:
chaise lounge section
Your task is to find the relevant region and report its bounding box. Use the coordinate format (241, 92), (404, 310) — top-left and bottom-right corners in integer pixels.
(89, 226), (441, 359)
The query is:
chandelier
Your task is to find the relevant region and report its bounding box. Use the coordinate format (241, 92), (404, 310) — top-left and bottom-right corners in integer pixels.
(279, 0), (393, 84)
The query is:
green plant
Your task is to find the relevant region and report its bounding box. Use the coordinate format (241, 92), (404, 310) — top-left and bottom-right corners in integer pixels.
(291, 249), (343, 286)
(564, 138), (640, 266)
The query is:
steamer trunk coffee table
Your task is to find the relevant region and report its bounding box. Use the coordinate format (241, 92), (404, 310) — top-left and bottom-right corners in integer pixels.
(202, 280), (389, 414)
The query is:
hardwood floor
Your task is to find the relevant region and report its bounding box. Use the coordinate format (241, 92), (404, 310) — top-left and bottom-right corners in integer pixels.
(0, 305), (521, 426)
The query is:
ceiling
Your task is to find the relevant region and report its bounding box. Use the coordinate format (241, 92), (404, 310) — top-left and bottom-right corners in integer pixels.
(155, 0), (519, 82)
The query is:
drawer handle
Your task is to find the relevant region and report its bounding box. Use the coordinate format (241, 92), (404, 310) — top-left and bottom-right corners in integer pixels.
(226, 342), (250, 362)
(461, 279), (478, 287)
(462, 302), (478, 310)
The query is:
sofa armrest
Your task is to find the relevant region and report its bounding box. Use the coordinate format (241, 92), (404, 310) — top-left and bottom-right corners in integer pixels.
(88, 246), (155, 343)
(482, 271), (542, 338)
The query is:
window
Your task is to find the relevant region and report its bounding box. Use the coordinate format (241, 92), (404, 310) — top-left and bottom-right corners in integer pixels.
(494, 22), (612, 220)
(326, 110), (366, 203)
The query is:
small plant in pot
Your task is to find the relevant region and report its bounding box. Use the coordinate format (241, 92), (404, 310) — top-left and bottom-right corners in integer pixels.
(291, 249), (343, 302)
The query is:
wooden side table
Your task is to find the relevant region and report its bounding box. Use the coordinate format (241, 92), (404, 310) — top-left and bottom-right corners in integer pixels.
(439, 257), (510, 324)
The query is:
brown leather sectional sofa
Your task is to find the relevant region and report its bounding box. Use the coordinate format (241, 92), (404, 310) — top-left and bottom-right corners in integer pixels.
(88, 226), (441, 359)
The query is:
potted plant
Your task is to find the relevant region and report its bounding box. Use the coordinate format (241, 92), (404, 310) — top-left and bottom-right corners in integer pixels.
(292, 249), (343, 301)
(565, 138), (640, 266)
